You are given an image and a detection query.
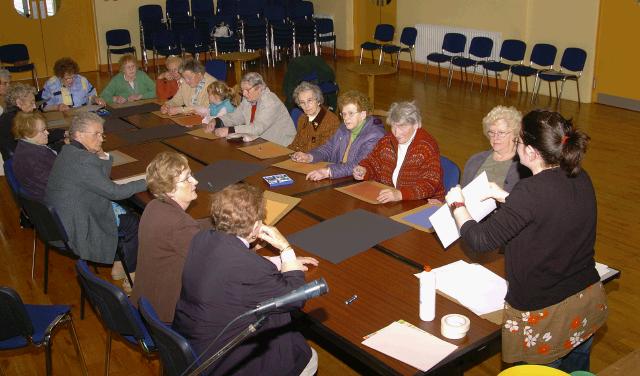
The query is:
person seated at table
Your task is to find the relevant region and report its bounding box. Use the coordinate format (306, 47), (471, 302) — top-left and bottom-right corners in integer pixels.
(288, 81), (340, 153)
(155, 55), (182, 101)
(41, 57), (106, 112)
(353, 101), (444, 203)
(207, 72), (296, 146)
(461, 105), (530, 192)
(0, 68), (11, 116)
(173, 183), (319, 376)
(193, 80), (239, 121)
(100, 54), (156, 106)
(12, 112), (57, 201)
(131, 151), (201, 323)
(445, 110), (607, 373)
(160, 58), (216, 116)
(45, 112), (146, 291)
(0, 83), (37, 160)
(290, 90), (385, 181)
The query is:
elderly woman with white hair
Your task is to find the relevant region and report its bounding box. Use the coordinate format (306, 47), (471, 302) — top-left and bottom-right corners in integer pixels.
(353, 101), (445, 203)
(0, 83), (37, 160)
(208, 72), (296, 146)
(288, 81), (340, 152)
(0, 68), (11, 116)
(461, 105), (530, 192)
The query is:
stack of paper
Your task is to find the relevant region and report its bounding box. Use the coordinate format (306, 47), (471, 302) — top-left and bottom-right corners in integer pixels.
(433, 260), (507, 316)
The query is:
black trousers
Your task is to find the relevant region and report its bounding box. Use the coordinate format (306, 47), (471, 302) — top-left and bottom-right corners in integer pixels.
(117, 212), (139, 272)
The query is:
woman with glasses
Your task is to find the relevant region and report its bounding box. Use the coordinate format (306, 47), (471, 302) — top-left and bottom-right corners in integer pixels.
(446, 110), (607, 372)
(288, 81), (340, 152)
(290, 90), (385, 181)
(41, 57), (105, 112)
(100, 54), (156, 105)
(461, 105), (529, 192)
(0, 68), (11, 116)
(131, 151), (202, 323)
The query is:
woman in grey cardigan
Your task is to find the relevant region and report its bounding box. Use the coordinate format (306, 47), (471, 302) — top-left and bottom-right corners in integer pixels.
(290, 90), (385, 181)
(461, 105), (530, 192)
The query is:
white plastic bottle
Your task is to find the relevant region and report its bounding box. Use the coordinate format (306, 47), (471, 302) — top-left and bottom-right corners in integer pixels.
(419, 266), (436, 321)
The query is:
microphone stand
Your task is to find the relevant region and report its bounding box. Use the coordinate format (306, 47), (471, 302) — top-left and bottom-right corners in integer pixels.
(187, 315), (268, 376)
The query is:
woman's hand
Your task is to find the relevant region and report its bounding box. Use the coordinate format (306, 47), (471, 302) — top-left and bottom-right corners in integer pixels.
(57, 103), (70, 112)
(214, 127), (229, 138)
(160, 103), (170, 114)
(168, 106), (184, 116)
(127, 94), (142, 102)
(291, 152), (312, 163)
(306, 167), (330, 181)
(296, 256), (319, 271)
(377, 188), (402, 203)
(94, 97), (106, 107)
(113, 96), (127, 104)
(257, 225), (290, 251)
(353, 165), (366, 180)
(445, 185), (465, 206)
(481, 182), (510, 203)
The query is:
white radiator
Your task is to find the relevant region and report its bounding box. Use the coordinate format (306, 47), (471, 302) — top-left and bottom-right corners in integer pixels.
(415, 24), (502, 68)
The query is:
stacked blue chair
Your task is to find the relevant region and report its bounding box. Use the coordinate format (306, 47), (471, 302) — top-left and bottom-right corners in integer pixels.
(506, 43), (557, 99)
(192, 0), (216, 26)
(205, 60), (228, 81)
(216, 0), (238, 17)
(0, 44), (39, 90)
(448, 36), (493, 89)
(0, 286), (88, 375)
(239, 14), (270, 66)
(440, 156), (461, 193)
(534, 47), (587, 104)
(237, 0), (265, 20)
(381, 26), (417, 70)
(360, 24), (394, 65)
(153, 29), (182, 73)
(426, 33), (466, 80)
(292, 1), (316, 56)
(138, 5), (167, 69)
(166, 0), (193, 32)
(180, 28), (209, 61)
(481, 39), (526, 92)
(265, 5), (294, 64)
(209, 14), (241, 55)
(315, 18), (336, 60)
(105, 29), (137, 76)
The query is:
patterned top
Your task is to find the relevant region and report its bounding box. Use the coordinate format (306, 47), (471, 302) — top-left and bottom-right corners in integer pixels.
(41, 74), (97, 108)
(289, 106), (340, 152)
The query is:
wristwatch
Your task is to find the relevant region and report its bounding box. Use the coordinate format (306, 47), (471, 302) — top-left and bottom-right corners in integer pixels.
(449, 202), (466, 211)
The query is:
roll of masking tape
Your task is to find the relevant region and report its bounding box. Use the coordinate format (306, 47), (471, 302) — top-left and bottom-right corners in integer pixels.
(441, 314), (470, 339)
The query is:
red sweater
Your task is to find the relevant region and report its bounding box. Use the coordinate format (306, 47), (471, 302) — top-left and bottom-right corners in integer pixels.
(359, 128), (445, 201)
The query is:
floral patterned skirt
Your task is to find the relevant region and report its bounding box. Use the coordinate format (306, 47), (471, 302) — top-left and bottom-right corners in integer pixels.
(501, 282), (608, 364)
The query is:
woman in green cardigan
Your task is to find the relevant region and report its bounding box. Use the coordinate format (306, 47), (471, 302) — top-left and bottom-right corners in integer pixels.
(101, 54), (156, 105)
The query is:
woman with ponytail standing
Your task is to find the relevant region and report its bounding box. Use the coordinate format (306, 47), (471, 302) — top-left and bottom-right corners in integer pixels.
(445, 110), (607, 373)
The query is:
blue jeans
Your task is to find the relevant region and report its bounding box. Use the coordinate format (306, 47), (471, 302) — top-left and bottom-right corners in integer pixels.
(546, 336), (593, 373)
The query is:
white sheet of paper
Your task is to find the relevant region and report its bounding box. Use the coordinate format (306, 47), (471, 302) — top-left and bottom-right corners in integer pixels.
(362, 321), (457, 372)
(429, 171), (497, 248)
(114, 173), (146, 185)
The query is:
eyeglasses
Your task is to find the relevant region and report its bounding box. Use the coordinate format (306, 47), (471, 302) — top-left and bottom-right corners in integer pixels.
(340, 111), (361, 119)
(487, 130), (511, 139)
(81, 131), (104, 139)
(177, 173), (194, 184)
(241, 84), (259, 94)
(298, 98), (317, 107)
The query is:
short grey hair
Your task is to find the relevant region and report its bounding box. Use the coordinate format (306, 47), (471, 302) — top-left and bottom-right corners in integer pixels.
(482, 105), (522, 136)
(179, 57), (206, 74)
(293, 81), (324, 106)
(387, 101), (421, 126)
(5, 83), (36, 107)
(0, 68), (10, 81)
(70, 112), (104, 138)
(241, 72), (266, 89)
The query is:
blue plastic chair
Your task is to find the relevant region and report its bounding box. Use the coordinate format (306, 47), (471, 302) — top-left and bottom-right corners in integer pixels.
(138, 297), (198, 376)
(448, 36), (493, 89)
(75, 260), (155, 375)
(205, 60), (228, 81)
(426, 33), (466, 80)
(290, 107), (303, 128)
(179, 28), (209, 60)
(506, 43), (557, 98)
(440, 156), (460, 193)
(106, 29), (137, 76)
(166, 0), (193, 32)
(360, 24), (395, 65)
(481, 39), (526, 92)
(381, 26), (417, 70)
(0, 286), (88, 375)
(0, 44), (39, 90)
(315, 18), (336, 60)
(534, 47), (587, 104)
(139, 5), (167, 69)
(152, 29), (182, 73)
(265, 5), (294, 64)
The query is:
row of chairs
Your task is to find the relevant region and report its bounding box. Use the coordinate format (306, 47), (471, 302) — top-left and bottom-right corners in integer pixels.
(0, 43), (39, 90)
(359, 24), (418, 71)
(427, 33), (587, 103)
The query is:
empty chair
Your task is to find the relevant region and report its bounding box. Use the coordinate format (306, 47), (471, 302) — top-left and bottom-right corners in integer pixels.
(481, 39), (526, 92)
(0, 44), (39, 90)
(153, 29), (181, 73)
(105, 29), (137, 76)
(139, 5), (167, 69)
(0, 286), (88, 375)
(426, 33), (466, 79)
(138, 297), (198, 376)
(440, 156), (460, 193)
(534, 47), (587, 104)
(75, 260), (155, 375)
(360, 24), (395, 65)
(381, 26), (417, 70)
(448, 36), (493, 89)
(506, 43), (557, 98)
(315, 18), (336, 60)
(205, 60), (228, 81)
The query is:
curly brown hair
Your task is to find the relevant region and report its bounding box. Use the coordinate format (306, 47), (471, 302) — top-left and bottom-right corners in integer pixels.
(146, 151), (190, 200)
(209, 183), (266, 238)
(337, 90), (371, 114)
(53, 57), (79, 78)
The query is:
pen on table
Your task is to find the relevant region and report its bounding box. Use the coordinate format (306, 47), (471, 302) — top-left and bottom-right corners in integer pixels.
(345, 294), (358, 305)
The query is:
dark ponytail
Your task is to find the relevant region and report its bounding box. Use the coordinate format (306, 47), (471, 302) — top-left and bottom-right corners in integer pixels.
(521, 110), (590, 177)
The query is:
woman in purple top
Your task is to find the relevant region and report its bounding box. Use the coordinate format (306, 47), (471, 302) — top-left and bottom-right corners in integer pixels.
(290, 90), (385, 181)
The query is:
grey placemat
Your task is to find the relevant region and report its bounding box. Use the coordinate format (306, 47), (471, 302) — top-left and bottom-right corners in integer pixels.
(103, 117), (136, 133)
(114, 124), (190, 144)
(287, 209), (411, 264)
(194, 160), (266, 192)
(108, 102), (161, 118)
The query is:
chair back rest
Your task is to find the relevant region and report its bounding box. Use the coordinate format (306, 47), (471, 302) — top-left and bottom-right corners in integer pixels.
(468, 36), (493, 59)
(205, 60), (228, 81)
(18, 193), (69, 244)
(499, 39), (526, 62)
(560, 47), (587, 72)
(0, 286), (33, 342)
(75, 260), (154, 350)
(441, 33), (466, 54)
(166, 0), (191, 19)
(191, 0), (215, 18)
(373, 24), (394, 43)
(216, 0), (238, 17)
(529, 43), (557, 67)
(237, 0), (264, 19)
(292, 1), (313, 21)
(290, 107), (303, 127)
(440, 156), (460, 192)
(400, 27), (417, 47)
(153, 30), (180, 49)
(138, 297), (197, 376)
(315, 18), (333, 34)
(264, 5), (287, 23)
(3, 159), (21, 200)
(139, 4), (164, 24)
(106, 29), (132, 47)
(180, 28), (205, 46)
(0, 44), (30, 64)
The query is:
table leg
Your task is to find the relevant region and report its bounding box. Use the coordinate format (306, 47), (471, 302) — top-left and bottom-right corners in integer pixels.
(367, 74), (375, 107)
(234, 62), (243, 85)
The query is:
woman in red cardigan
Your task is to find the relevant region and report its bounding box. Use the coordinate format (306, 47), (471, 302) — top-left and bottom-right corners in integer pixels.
(353, 101), (445, 203)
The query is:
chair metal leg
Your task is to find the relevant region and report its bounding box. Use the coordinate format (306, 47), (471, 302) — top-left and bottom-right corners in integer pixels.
(45, 339), (52, 375)
(107, 52), (112, 76)
(575, 78), (581, 104)
(32, 230), (37, 280)
(80, 284), (86, 320)
(44, 245), (50, 294)
(105, 330), (112, 376)
(504, 71), (513, 96)
(359, 48), (364, 64)
(115, 245), (134, 288)
(66, 315), (89, 376)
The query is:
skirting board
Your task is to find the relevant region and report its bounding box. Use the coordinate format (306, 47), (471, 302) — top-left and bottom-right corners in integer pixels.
(597, 93), (640, 112)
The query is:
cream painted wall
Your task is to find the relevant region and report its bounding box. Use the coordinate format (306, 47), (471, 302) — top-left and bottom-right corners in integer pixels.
(310, 0), (354, 50)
